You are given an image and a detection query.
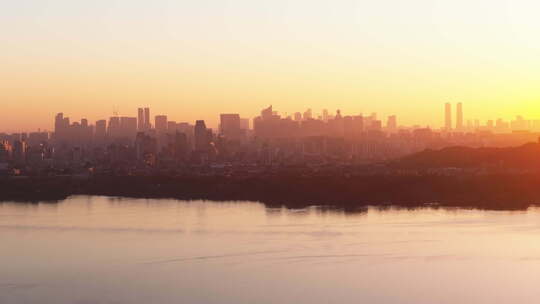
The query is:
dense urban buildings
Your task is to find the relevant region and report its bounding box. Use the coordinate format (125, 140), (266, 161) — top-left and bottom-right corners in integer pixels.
(1, 103), (540, 177)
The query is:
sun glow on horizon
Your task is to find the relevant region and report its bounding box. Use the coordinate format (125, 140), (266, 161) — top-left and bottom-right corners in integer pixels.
(1, 0), (540, 132)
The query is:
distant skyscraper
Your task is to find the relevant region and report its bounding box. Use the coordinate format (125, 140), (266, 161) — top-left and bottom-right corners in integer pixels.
(155, 115), (168, 133)
(137, 108), (144, 131)
(194, 120), (210, 152)
(144, 108), (151, 130)
(54, 113), (65, 140)
(120, 117), (137, 138)
(456, 103), (463, 131)
(54, 113), (63, 131)
(95, 120), (107, 141)
(220, 114), (241, 141)
(445, 103), (452, 131)
(108, 117), (121, 138)
(387, 115), (397, 130)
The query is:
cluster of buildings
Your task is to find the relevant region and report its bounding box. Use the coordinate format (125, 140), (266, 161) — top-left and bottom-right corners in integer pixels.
(1, 104), (540, 176)
(444, 102), (540, 133)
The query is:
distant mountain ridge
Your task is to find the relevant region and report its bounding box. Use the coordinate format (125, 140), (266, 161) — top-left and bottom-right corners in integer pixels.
(393, 142), (540, 169)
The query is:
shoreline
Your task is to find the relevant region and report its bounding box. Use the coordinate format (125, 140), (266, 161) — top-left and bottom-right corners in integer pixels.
(1, 174), (538, 211)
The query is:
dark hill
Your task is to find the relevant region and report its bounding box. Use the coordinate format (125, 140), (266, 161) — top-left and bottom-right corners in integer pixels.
(393, 143), (540, 169)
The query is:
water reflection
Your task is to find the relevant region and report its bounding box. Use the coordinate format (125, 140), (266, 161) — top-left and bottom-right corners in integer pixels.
(2, 196), (540, 304)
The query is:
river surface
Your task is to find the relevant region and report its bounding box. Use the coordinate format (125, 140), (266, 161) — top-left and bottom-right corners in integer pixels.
(2, 196), (540, 304)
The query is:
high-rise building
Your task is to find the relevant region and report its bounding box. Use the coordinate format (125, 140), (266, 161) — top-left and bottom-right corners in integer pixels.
(120, 117), (137, 138)
(220, 114), (241, 141)
(54, 113), (64, 133)
(95, 120), (107, 142)
(445, 103), (452, 131)
(54, 113), (70, 141)
(137, 108), (144, 131)
(108, 117), (121, 138)
(155, 115), (168, 133)
(144, 108), (151, 130)
(387, 115), (397, 131)
(456, 103), (463, 131)
(79, 119), (93, 144)
(194, 120), (211, 152)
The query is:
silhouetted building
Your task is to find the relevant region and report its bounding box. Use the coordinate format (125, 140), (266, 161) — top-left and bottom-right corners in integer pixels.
(456, 103), (463, 131)
(54, 113), (69, 142)
(137, 108), (144, 131)
(95, 120), (107, 142)
(144, 108), (151, 130)
(194, 120), (212, 152)
(445, 103), (452, 131)
(120, 117), (137, 139)
(220, 114), (241, 141)
(155, 115), (168, 133)
(108, 117), (121, 139)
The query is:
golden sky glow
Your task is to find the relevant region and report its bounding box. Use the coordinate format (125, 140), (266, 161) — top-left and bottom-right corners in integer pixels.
(1, 0), (540, 132)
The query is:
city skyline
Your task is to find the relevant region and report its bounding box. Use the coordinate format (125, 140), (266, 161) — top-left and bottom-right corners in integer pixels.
(3, 101), (538, 133)
(2, 1), (540, 132)
(2, 103), (540, 134)
(4, 2), (540, 304)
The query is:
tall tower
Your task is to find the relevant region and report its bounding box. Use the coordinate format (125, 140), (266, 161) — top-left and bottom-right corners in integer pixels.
(445, 103), (452, 131)
(456, 102), (463, 131)
(144, 108), (150, 130)
(137, 108), (144, 131)
(194, 120), (210, 152)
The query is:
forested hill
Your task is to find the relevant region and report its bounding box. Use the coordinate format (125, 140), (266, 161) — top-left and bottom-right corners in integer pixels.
(393, 142), (540, 169)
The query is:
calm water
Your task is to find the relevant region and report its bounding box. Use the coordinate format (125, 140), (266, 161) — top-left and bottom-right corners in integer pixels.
(2, 197), (540, 304)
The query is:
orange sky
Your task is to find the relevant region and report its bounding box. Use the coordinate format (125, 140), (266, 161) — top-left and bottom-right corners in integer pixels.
(1, 0), (540, 132)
